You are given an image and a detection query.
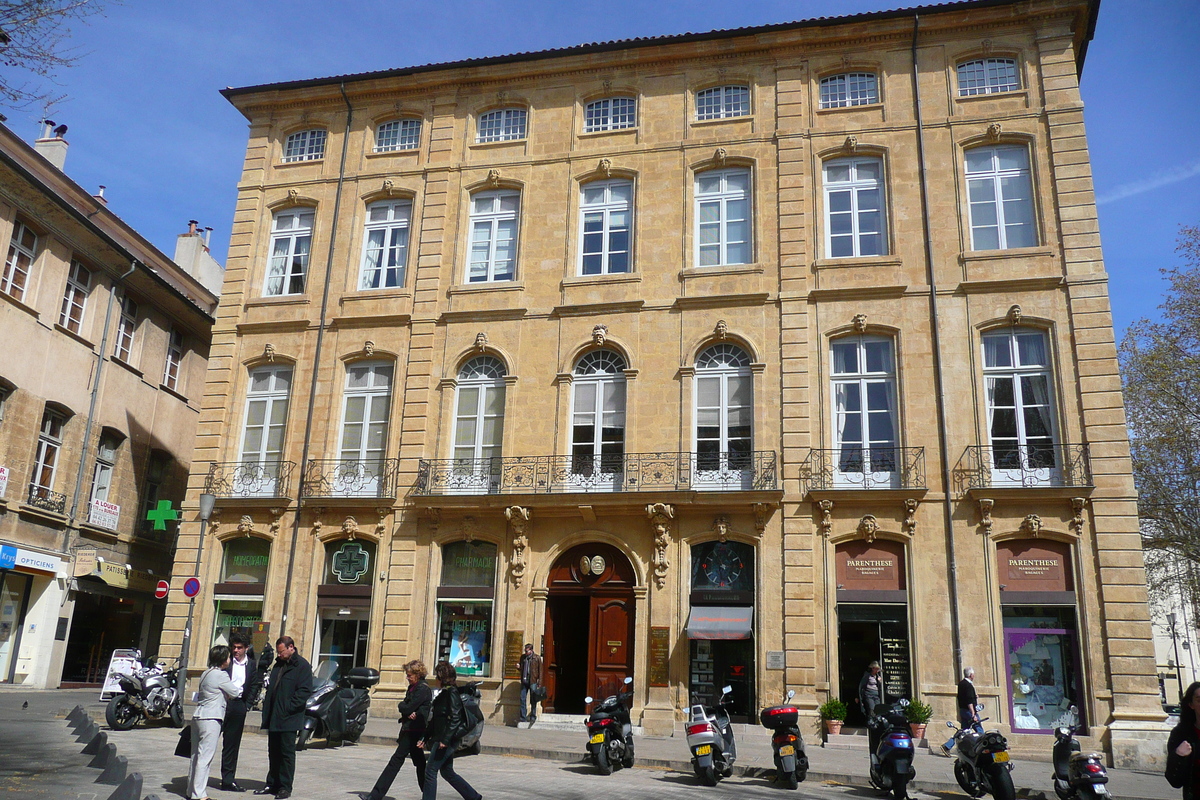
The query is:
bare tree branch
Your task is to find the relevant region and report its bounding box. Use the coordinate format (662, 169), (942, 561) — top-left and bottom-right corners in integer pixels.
(0, 0), (112, 110)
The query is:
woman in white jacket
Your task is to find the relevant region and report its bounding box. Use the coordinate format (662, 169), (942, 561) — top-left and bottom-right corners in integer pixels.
(188, 645), (241, 800)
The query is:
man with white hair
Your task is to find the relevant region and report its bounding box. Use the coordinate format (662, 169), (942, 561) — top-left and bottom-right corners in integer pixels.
(942, 666), (984, 755)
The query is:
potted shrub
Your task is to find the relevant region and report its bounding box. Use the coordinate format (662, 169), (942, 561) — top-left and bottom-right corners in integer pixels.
(904, 698), (934, 741)
(819, 697), (848, 735)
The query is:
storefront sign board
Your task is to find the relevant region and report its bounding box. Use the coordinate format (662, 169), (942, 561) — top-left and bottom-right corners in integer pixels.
(996, 540), (1073, 592)
(504, 631), (524, 679)
(1, 543), (66, 575)
(836, 539), (906, 592)
(648, 626), (670, 686)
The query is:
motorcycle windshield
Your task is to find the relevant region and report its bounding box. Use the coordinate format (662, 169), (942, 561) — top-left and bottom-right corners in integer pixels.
(313, 659), (339, 689)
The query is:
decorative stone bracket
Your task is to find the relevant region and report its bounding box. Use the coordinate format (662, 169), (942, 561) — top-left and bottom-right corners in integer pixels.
(978, 498), (994, 535)
(903, 498), (919, 537)
(818, 500), (834, 537)
(646, 503), (675, 589)
(1070, 497), (1087, 535)
(505, 506), (531, 588)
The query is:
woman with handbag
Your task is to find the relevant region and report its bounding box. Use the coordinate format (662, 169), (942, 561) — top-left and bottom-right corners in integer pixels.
(186, 645), (241, 800)
(419, 661), (482, 800)
(361, 659), (432, 800)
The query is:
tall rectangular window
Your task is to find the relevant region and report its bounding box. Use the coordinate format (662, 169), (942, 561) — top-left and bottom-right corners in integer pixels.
(113, 294), (138, 362)
(360, 200), (411, 289)
(579, 180), (632, 275)
(467, 191), (519, 283)
(238, 366), (292, 497)
(265, 210), (313, 296)
(831, 336), (898, 480)
(59, 260), (91, 333)
(2, 220), (37, 301)
(89, 432), (121, 504)
(282, 129), (327, 162)
(695, 169), (751, 267)
(477, 108), (527, 143)
(374, 119), (421, 152)
(584, 97), (636, 132)
(957, 58), (1020, 96)
(337, 361), (393, 496)
(966, 146), (1036, 251)
(162, 328), (184, 391)
(983, 328), (1056, 478)
(824, 158), (886, 258)
(695, 85), (750, 120)
(30, 408), (66, 500)
(819, 73), (879, 109)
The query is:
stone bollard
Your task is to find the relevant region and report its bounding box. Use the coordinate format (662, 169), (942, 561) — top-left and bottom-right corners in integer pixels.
(95, 754), (128, 784)
(66, 705), (87, 725)
(81, 729), (108, 754)
(102, 772), (142, 800)
(76, 721), (100, 742)
(88, 741), (117, 768)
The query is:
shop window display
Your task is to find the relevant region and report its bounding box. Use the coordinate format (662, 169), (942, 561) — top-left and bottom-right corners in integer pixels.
(213, 599), (263, 647)
(437, 540), (497, 677)
(221, 538), (270, 583)
(1003, 607), (1081, 732)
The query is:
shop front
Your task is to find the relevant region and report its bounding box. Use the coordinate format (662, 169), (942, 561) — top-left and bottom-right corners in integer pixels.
(0, 542), (69, 686)
(316, 538), (376, 674)
(64, 551), (160, 684)
(213, 536), (270, 653)
(686, 539), (756, 721)
(834, 538), (911, 726)
(997, 538), (1082, 733)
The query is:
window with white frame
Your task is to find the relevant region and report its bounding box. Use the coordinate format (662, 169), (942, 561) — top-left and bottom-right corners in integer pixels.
(374, 118), (421, 152)
(819, 73), (879, 109)
(59, 260), (91, 333)
(452, 356), (507, 468)
(695, 344), (753, 475)
(30, 407), (66, 499)
(89, 430), (122, 504)
(957, 58), (1020, 96)
(467, 191), (519, 283)
(825, 157), (887, 258)
(695, 85), (750, 120)
(580, 180), (632, 275)
(2, 220), (37, 301)
(265, 209), (314, 296)
(831, 336), (898, 479)
(982, 327), (1057, 476)
(113, 294), (138, 362)
(162, 328), (184, 391)
(360, 200), (411, 289)
(282, 129), (327, 162)
(695, 168), (751, 267)
(337, 361), (393, 494)
(965, 145), (1036, 251)
(571, 350), (626, 479)
(238, 365), (292, 496)
(477, 108), (527, 143)
(584, 97), (636, 132)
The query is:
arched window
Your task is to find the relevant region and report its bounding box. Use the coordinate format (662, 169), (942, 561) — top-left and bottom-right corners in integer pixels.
(584, 96), (636, 132)
(824, 157), (886, 258)
(695, 85), (750, 120)
(965, 145), (1036, 251)
(335, 361), (393, 496)
(571, 350), (627, 482)
(830, 335), (898, 484)
(982, 327), (1057, 483)
(695, 344), (753, 481)
(265, 209), (313, 296)
(237, 365), (292, 497)
(282, 129), (327, 162)
(580, 180), (632, 275)
(374, 118), (421, 152)
(453, 356), (507, 465)
(957, 58), (1020, 96)
(819, 73), (879, 109)
(477, 108), (527, 143)
(360, 199), (411, 290)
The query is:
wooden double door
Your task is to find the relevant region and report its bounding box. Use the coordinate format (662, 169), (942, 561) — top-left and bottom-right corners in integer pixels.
(542, 543), (635, 714)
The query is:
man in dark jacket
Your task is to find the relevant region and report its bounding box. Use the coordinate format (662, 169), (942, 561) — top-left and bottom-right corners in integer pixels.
(942, 666), (983, 755)
(518, 643), (542, 723)
(220, 633), (265, 791)
(255, 636), (312, 799)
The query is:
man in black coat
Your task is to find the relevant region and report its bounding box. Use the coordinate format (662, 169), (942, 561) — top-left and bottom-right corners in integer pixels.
(220, 633), (265, 792)
(255, 636), (313, 799)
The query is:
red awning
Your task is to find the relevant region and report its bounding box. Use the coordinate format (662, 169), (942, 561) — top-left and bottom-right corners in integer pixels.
(686, 606), (753, 640)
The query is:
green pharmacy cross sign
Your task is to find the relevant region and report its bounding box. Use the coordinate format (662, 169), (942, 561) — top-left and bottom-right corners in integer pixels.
(146, 500), (179, 531)
(333, 542), (370, 584)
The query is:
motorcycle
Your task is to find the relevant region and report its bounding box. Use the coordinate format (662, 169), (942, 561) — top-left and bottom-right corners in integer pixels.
(686, 684), (737, 786)
(584, 676), (634, 775)
(1053, 706), (1109, 800)
(948, 703), (1016, 800)
(760, 688), (809, 790)
(296, 660), (380, 751)
(105, 650), (184, 730)
(868, 698), (916, 800)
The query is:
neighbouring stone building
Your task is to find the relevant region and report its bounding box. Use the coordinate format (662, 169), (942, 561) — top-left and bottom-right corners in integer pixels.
(162, 0), (1167, 766)
(0, 121), (219, 687)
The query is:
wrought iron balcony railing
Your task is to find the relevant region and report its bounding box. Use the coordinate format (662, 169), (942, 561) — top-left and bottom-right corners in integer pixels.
(958, 443), (1091, 492)
(205, 461), (296, 499)
(301, 458), (400, 500)
(413, 451), (777, 496)
(27, 485), (67, 514)
(800, 447), (926, 493)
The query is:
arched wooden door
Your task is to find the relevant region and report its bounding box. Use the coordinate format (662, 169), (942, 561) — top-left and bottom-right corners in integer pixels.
(542, 542), (635, 714)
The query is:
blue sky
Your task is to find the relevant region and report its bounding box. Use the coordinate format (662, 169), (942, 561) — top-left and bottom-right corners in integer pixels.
(11, 0), (1198, 333)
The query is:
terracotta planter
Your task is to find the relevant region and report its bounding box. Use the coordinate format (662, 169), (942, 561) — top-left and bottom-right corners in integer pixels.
(910, 723), (928, 741)
(825, 719), (844, 736)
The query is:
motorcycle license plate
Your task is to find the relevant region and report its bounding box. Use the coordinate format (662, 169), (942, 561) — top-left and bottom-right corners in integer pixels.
(779, 745), (795, 756)
(695, 745), (712, 756)
(1093, 786), (1108, 795)
(590, 733), (606, 745)
(993, 752), (1010, 763)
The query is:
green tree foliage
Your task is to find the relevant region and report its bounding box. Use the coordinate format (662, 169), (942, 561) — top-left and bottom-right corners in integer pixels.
(1119, 225), (1200, 609)
(0, 1), (110, 111)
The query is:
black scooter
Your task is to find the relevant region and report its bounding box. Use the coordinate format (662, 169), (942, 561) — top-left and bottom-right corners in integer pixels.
(948, 703), (1016, 800)
(869, 698), (916, 800)
(1053, 707), (1110, 800)
(296, 660), (380, 750)
(686, 685), (737, 786)
(760, 688), (809, 790)
(585, 676), (634, 775)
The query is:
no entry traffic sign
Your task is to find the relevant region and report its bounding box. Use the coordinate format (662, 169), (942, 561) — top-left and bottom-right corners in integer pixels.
(154, 580), (169, 600)
(183, 577), (201, 598)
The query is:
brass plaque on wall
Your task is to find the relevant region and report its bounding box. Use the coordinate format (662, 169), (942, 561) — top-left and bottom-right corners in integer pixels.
(504, 630), (524, 679)
(648, 626), (670, 687)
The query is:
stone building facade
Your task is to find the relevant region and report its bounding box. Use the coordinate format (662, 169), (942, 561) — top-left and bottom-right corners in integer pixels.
(0, 123), (218, 687)
(162, 0), (1166, 766)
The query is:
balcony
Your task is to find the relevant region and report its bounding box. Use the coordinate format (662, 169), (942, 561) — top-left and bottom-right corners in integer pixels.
(301, 458), (400, 500)
(958, 444), (1092, 493)
(205, 461), (296, 500)
(26, 485), (67, 514)
(800, 447), (927, 495)
(412, 451), (778, 497)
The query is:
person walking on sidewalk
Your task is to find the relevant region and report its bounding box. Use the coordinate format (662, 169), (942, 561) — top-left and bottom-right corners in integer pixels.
(420, 661), (482, 800)
(362, 659), (432, 800)
(187, 646), (242, 800)
(256, 636), (313, 799)
(858, 661), (884, 719)
(942, 666), (984, 755)
(518, 643), (542, 723)
(1166, 681), (1200, 798)
(220, 634), (264, 792)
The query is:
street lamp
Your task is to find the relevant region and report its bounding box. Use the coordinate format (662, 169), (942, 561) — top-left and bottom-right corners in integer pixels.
(176, 493), (216, 705)
(1168, 613), (1185, 702)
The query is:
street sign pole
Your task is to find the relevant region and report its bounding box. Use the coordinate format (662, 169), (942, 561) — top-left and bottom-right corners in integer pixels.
(176, 495), (215, 713)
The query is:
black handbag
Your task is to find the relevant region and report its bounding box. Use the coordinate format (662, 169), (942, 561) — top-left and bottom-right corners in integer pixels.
(531, 684), (547, 702)
(174, 723), (192, 757)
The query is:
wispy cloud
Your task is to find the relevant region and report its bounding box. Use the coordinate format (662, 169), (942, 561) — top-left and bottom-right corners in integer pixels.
(1096, 159), (1200, 206)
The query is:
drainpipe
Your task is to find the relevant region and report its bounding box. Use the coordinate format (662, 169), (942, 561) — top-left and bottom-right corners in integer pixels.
(911, 15), (964, 679)
(63, 260), (138, 551)
(280, 83), (353, 636)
